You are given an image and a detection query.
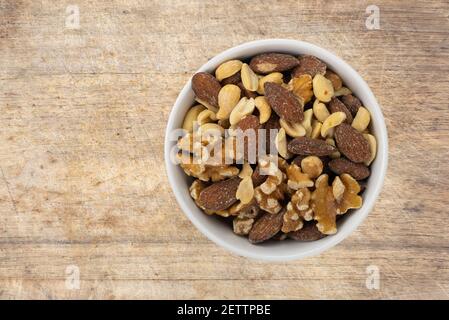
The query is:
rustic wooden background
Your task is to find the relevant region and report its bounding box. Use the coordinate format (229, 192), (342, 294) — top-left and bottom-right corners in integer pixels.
(1, 0), (448, 300)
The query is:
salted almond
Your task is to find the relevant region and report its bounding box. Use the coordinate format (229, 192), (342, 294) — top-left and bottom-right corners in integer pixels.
(192, 72), (221, 108)
(264, 82), (304, 122)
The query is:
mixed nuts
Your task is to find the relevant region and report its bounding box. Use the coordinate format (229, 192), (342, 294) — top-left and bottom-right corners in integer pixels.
(177, 52), (377, 244)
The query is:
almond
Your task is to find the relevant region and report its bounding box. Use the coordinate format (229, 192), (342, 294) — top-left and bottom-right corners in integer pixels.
(325, 70), (342, 90)
(248, 210), (285, 243)
(236, 114), (260, 132)
(197, 177), (241, 211)
(334, 123), (371, 163)
(292, 55), (327, 78)
(251, 165), (268, 187)
(192, 72), (221, 108)
(236, 115), (260, 162)
(264, 82), (304, 122)
(249, 53), (299, 74)
(341, 94), (362, 116)
(221, 72), (241, 85)
(328, 158), (370, 180)
(288, 222), (326, 241)
(328, 97), (353, 124)
(288, 137), (337, 156)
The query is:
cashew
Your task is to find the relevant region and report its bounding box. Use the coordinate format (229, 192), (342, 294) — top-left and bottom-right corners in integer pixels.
(241, 63), (259, 92)
(352, 107), (371, 132)
(257, 72), (283, 95)
(363, 133), (377, 165)
(217, 84), (241, 120)
(279, 118), (306, 138)
(199, 123), (225, 136)
(321, 111), (346, 137)
(254, 96), (272, 124)
(313, 99), (330, 122)
(301, 108), (314, 137)
(275, 128), (291, 159)
(236, 176), (254, 205)
(215, 60), (243, 81)
(333, 87), (352, 97)
(197, 109), (217, 125)
(182, 104), (206, 132)
(310, 119), (322, 139)
(313, 74), (334, 102)
(229, 97), (255, 125)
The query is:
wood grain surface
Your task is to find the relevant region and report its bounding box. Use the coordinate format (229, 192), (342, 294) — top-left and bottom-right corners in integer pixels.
(1, 0), (449, 300)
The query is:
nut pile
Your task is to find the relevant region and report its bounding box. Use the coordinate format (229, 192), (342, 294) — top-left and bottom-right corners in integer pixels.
(177, 53), (377, 244)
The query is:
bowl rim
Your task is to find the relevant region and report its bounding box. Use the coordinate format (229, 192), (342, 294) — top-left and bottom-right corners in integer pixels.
(164, 39), (388, 261)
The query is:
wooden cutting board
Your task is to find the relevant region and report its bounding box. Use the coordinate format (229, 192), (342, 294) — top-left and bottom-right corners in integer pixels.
(0, 0), (448, 299)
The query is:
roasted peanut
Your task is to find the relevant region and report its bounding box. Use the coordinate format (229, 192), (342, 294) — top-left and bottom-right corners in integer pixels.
(313, 74), (334, 102)
(275, 128), (291, 159)
(217, 84), (241, 120)
(215, 60), (243, 81)
(280, 118), (306, 137)
(363, 133), (377, 165)
(321, 111), (346, 138)
(241, 63), (259, 92)
(236, 176), (254, 205)
(257, 72), (283, 95)
(313, 99), (330, 122)
(352, 107), (371, 132)
(301, 109), (314, 137)
(229, 97), (255, 125)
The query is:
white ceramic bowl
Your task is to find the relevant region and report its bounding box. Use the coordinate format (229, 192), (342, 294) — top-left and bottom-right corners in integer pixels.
(164, 39), (388, 261)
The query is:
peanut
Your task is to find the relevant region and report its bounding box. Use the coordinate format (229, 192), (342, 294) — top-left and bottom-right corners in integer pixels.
(301, 109), (314, 137)
(257, 72), (283, 95)
(352, 107), (371, 132)
(275, 128), (291, 159)
(326, 138), (341, 159)
(217, 84), (241, 120)
(241, 63), (259, 92)
(215, 60), (243, 81)
(229, 97), (255, 125)
(279, 118), (306, 138)
(310, 119), (322, 139)
(333, 87), (352, 97)
(321, 111), (346, 138)
(236, 176), (254, 205)
(363, 133), (377, 166)
(313, 99), (330, 122)
(313, 74), (334, 102)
